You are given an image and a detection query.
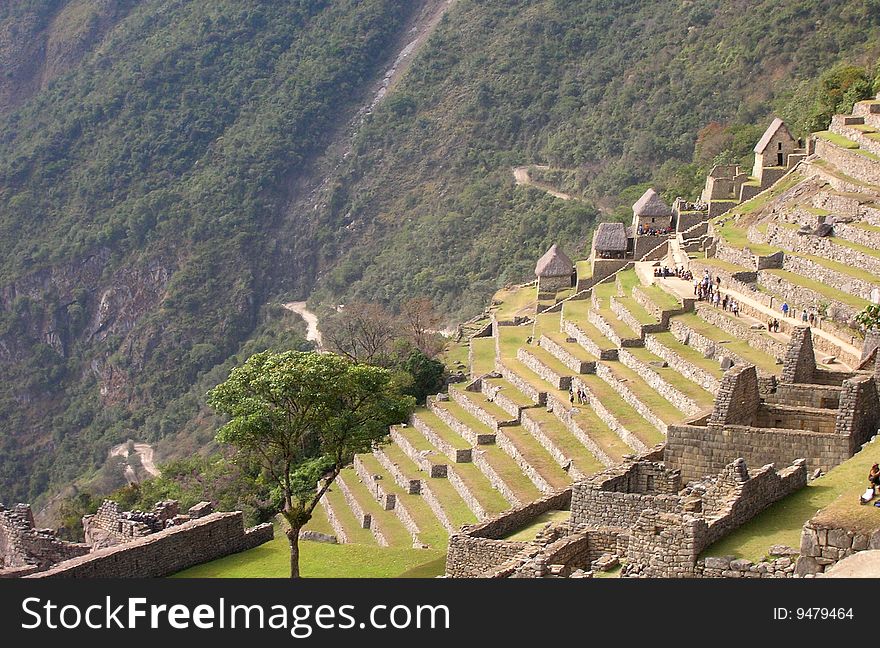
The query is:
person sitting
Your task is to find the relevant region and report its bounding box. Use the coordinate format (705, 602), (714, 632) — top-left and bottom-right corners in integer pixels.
(870, 464), (880, 492)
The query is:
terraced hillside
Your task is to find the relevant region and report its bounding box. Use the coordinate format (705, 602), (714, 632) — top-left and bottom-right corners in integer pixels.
(300, 101), (880, 557)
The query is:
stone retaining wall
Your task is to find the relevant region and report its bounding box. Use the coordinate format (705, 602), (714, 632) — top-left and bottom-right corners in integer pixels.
(481, 379), (525, 418)
(373, 448), (421, 495)
(517, 347), (571, 390)
(796, 520), (880, 576)
(411, 416), (470, 464)
(318, 495), (349, 544)
(815, 136), (880, 186)
(545, 393), (616, 467)
(698, 554), (796, 578)
(446, 466), (488, 520)
(561, 318), (618, 360)
(29, 513), (273, 578)
(335, 474), (387, 546)
(498, 359), (546, 405)
(618, 348), (701, 416)
(495, 429), (554, 494)
(520, 409), (588, 480)
(782, 253), (874, 302)
(593, 363), (668, 437)
(765, 220), (880, 278)
(669, 318), (749, 369)
(538, 335), (595, 374)
(644, 333), (721, 393)
(428, 398), (495, 446)
(391, 426), (449, 476)
(611, 297), (664, 339)
(354, 456), (395, 510)
(589, 309), (641, 348)
(471, 450), (520, 508)
(757, 268), (861, 326)
(694, 303), (787, 361)
(571, 376), (647, 453)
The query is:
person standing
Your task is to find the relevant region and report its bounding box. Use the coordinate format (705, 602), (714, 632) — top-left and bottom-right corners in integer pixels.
(781, 302), (789, 318)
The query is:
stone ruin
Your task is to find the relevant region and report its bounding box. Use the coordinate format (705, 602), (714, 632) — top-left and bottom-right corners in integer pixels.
(666, 326), (880, 481)
(445, 446), (807, 578)
(1, 498), (272, 578)
(0, 504), (90, 577)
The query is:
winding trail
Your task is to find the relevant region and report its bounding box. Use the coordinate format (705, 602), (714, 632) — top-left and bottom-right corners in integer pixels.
(284, 301), (323, 349)
(513, 165), (574, 201)
(109, 441), (160, 482)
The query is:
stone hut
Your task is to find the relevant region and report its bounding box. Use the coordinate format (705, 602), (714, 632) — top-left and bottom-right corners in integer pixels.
(632, 188), (672, 234)
(592, 222), (628, 259)
(535, 244), (573, 294)
(753, 118), (797, 174)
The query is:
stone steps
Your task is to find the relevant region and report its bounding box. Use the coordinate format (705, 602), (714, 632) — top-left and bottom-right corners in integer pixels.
(494, 423), (572, 491)
(379, 442), (475, 531)
(520, 407), (605, 480)
(428, 398), (497, 445)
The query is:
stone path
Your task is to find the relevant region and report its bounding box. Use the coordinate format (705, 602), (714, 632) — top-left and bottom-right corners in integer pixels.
(283, 301), (323, 349)
(513, 165), (573, 201)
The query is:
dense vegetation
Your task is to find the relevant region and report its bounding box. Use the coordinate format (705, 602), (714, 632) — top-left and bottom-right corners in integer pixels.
(309, 0), (880, 315)
(1, 0), (880, 513)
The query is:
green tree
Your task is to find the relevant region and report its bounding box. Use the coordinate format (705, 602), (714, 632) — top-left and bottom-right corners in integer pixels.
(856, 303), (880, 332)
(207, 351), (414, 578)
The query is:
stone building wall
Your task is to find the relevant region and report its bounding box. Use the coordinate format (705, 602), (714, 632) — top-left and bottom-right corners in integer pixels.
(795, 520), (880, 576)
(0, 505), (89, 571)
(709, 365), (760, 427)
(29, 512), (273, 578)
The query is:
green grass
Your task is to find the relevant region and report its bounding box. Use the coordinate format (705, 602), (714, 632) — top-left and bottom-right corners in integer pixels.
(581, 371), (666, 446)
(524, 345), (579, 378)
(414, 409), (472, 450)
(764, 269), (870, 309)
(615, 295), (659, 326)
(172, 527), (445, 578)
(692, 256), (752, 273)
(811, 158), (879, 190)
(814, 130), (859, 149)
(728, 172), (804, 218)
(478, 444), (545, 502)
(435, 399), (495, 437)
(638, 283), (683, 311)
(521, 408), (604, 475)
(624, 347), (715, 409)
(616, 268), (641, 294)
(470, 336), (496, 376)
(450, 462), (512, 515)
(673, 313), (780, 374)
(702, 438), (880, 561)
(713, 220), (780, 255)
(498, 325), (531, 359)
(648, 332), (725, 379)
(541, 330), (598, 363)
(492, 284), (538, 320)
(576, 260), (593, 282)
(498, 425), (572, 490)
(599, 360), (685, 426)
(483, 377), (535, 407)
(852, 221), (880, 234)
(452, 387), (515, 422)
(502, 510), (571, 541)
(569, 406), (630, 463)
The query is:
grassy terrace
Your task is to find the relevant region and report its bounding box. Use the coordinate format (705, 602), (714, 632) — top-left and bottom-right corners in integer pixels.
(323, 482), (377, 545)
(498, 324), (531, 359)
(811, 157), (879, 190)
(413, 410), (472, 451)
(729, 171), (804, 217)
(624, 347), (715, 409)
(301, 499), (335, 537)
(712, 220), (780, 256)
(173, 527), (446, 578)
(561, 302), (617, 351)
(477, 442), (545, 503)
(492, 284), (537, 320)
(525, 344), (581, 377)
(433, 400), (495, 439)
(502, 510), (571, 542)
(452, 386), (515, 422)
(450, 461), (512, 515)
(569, 405), (631, 462)
(599, 360), (685, 427)
(576, 260), (592, 282)
(615, 295), (659, 326)
(852, 220), (880, 234)
(638, 282), (683, 311)
(702, 438), (880, 562)
(483, 377), (535, 407)
(470, 336), (496, 376)
(672, 313), (780, 374)
(580, 372), (665, 447)
(356, 453), (448, 548)
(378, 441), (477, 530)
(815, 130), (880, 162)
(692, 256), (752, 274)
(763, 269), (870, 309)
(523, 408), (604, 475)
(541, 330), (598, 362)
(339, 468), (413, 547)
(593, 282), (639, 339)
(498, 424), (572, 490)
(647, 332), (725, 379)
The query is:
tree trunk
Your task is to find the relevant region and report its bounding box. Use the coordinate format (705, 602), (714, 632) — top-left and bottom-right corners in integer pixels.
(286, 525), (302, 579)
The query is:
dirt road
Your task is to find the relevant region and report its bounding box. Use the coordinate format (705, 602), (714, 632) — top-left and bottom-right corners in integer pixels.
(284, 301), (323, 349)
(109, 441), (160, 482)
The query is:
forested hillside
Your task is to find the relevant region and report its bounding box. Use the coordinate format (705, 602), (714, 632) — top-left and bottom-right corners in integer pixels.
(1, 0), (879, 511)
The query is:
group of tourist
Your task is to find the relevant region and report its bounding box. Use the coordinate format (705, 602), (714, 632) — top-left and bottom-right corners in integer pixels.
(653, 265), (692, 281)
(568, 384), (588, 406)
(780, 302), (819, 326)
(767, 318), (781, 332)
(637, 223), (673, 236)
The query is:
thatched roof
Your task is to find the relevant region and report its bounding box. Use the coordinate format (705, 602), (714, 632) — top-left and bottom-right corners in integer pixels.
(754, 118), (793, 154)
(632, 188), (671, 218)
(593, 222), (628, 252)
(535, 244), (573, 277)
